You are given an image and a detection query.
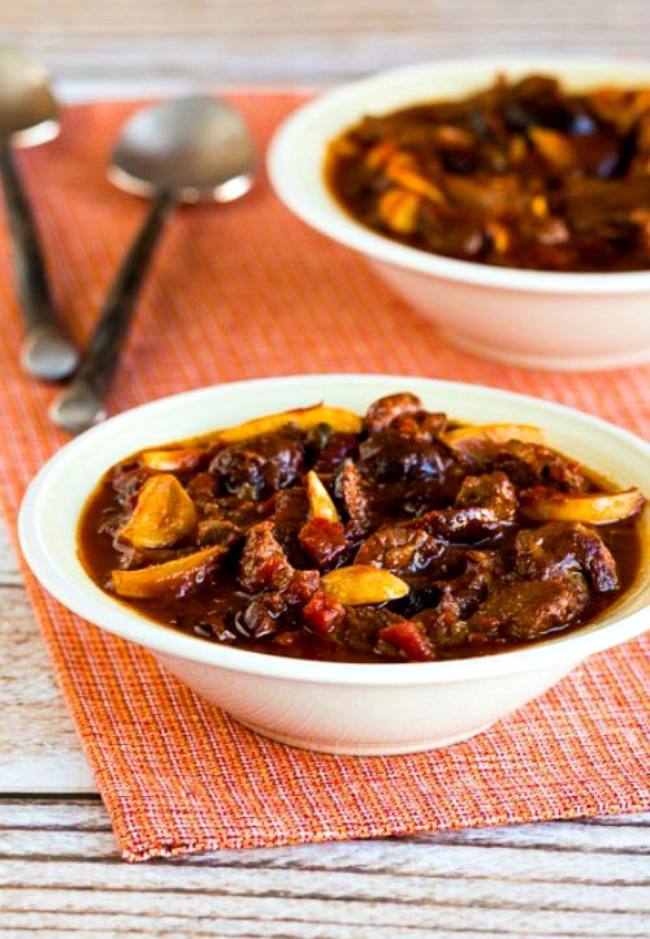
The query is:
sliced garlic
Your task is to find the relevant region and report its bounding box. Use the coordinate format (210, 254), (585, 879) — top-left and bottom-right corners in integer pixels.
(139, 448), (206, 472)
(119, 474), (198, 549)
(216, 405), (362, 443)
(442, 422), (545, 454)
(111, 545), (225, 599)
(520, 486), (645, 525)
(306, 470), (339, 522)
(321, 564), (409, 606)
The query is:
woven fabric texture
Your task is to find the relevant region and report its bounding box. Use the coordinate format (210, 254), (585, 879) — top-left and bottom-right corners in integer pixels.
(0, 95), (648, 861)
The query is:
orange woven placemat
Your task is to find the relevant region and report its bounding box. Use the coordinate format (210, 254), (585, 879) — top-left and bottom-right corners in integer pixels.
(1, 94), (649, 861)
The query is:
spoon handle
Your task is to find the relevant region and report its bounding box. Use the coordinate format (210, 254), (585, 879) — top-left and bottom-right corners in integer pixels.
(50, 189), (176, 434)
(0, 136), (79, 381)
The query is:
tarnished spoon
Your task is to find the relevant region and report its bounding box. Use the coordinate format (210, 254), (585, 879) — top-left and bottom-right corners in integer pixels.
(50, 95), (255, 434)
(0, 47), (79, 381)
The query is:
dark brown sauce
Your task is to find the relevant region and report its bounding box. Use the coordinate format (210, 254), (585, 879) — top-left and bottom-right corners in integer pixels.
(326, 74), (650, 272)
(77, 397), (645, 664)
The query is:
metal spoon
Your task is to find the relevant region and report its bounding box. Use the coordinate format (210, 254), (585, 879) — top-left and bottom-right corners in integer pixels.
(0, 46), (79, 381)
(50, 95), (255, 434)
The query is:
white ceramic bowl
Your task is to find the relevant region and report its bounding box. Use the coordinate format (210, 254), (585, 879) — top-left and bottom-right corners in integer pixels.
(19, 375), (650, 755)
(268, 58), (650, 371)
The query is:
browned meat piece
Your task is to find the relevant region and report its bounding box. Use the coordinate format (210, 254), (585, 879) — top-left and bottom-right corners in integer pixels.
(492, 441), (590, 491)
(337, 458), (373, 535)
(390, 411), (448, 442)
(413, 594), (470, 648)
(355, 525), (444, 574)
(468, 577), (589, 640)
(455, 471), (517, 522)
(298, 517), (349, 569)
(364, 392), (424, 434)
(311, 432), (359, 475)
(516, 521), (619, 592)
(359, 430), (454, 484)
(503, 75), (597, 135)
(409, 505), (506, 543)
(210, 430), (304, 500)
(438, 550), (506, 616)
(186, 471), (219, 504)
(342, 606), (408, 656)
(197, 519), (243, 549)
(238, 522), (295, 593)
(111, 463), (156, 509)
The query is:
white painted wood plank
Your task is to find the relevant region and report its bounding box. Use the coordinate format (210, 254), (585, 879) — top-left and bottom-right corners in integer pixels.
(0, 0), (648, 90)
(0, 802), (649, 939)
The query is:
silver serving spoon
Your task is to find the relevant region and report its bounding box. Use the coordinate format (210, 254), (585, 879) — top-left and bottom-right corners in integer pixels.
(0, 47), (79, 381)
(50, 95), (255, 434)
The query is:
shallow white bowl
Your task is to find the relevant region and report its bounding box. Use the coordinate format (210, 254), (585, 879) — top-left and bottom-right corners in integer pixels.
(19, 375), (650, 754)
(268, 58), (650, 371)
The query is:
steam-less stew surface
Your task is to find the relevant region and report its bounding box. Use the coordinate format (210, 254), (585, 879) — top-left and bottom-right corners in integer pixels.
(78, 393), (645, 663)
(326, 74), (650, 272)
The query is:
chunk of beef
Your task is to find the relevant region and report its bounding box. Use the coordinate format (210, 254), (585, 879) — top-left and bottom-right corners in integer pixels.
(238, 521), (295, 593)
(413, 594), (470, 648)
(409, 505), (506, 544)
(492, 441), (590, 492)
(409, 549), (506, 636)
(455, 471), (517, 522)
(196, 519), (243, 549)
(210, 431), (304, 500)
(111, 463), (156, 509)
(311, 433), (359, 475)
(359, 430), (454, 484)
(468, 577), (589, 640)
(186, 471), (219, 504)
(364, 392), (424, 434)
(336, 458), (373, 536)
(298, 517), (349, 569)
(355, 525), (444, 575)
(342, 606), (408, 656)
(392, 411), (448, 443)
(516, 521), (619, 592)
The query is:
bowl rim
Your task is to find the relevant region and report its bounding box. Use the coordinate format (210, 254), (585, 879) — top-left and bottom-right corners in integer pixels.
(18, 373), (650, 687)
(267, 55), (650, 295)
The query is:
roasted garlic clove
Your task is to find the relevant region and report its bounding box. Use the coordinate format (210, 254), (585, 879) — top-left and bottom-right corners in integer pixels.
(321, 564), (409, 606)
(529, 128), (577, 171)
(442, 422), (545, 454)
(306, 470), (339, 522)
(111, 545), (225, 599)
(119, 474), (198, 548)
(520, 486), (645, 525)
(216, 405), (362, 443)
(377, 188), (421, 234)
(139, 448), (206, 472)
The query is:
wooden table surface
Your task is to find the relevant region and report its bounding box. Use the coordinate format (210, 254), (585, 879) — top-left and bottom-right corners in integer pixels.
(2, 5), (650, 934)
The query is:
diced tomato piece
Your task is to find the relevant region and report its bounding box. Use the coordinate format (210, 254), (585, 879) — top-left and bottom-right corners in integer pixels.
(378, 619), (436, 661)
(302, 589), (346, 635)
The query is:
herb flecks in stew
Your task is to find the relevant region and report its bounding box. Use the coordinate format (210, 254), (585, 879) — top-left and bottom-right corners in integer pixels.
(78, 395), (645, 663)
(326, 74), (650, 272)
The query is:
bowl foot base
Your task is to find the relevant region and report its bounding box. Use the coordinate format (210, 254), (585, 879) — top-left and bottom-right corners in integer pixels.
(234, 718), (495, 756)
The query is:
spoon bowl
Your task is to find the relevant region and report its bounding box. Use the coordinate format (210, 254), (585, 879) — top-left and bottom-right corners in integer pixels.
(109, 96), (255, 202)
(0, 46), (79, 381)
(51, 96), (256, 435)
